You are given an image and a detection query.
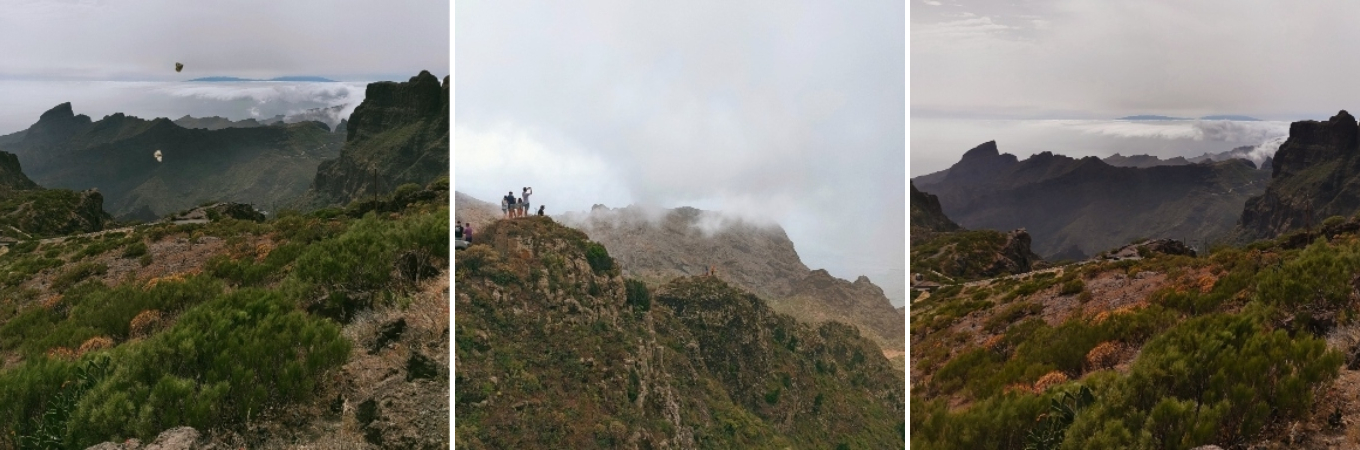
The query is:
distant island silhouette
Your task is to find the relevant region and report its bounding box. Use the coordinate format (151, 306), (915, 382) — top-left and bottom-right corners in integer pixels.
(187, 76), (338, 82)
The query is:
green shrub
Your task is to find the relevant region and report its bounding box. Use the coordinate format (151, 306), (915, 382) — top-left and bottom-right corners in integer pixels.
(51, 262), (107, 292)
(1059, 279), (1085, 296)
(121, 241), (148, 259)
(625, 279), (651, 311)
(66, 289), (350, 445)
(1065, 313), (1343, 448)
(584, 242), (614, 274)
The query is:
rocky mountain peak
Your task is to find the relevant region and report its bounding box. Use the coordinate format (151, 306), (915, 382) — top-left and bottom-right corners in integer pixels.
(303, 71), (449, 207)
(946, 140), (1019, 185)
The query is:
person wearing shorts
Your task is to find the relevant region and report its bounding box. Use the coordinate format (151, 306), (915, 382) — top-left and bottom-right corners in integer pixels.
(522, 187), (533, 217)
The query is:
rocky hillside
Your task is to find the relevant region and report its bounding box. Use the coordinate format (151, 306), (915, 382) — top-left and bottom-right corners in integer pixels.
(911, 183), (1040, 285)
(0, 148), (110, 240)
(0, 103), (343, 219)
(913, 141), (1269, 258)
(0, 151), (38, 195)
(910, 219), (1360, 449)
(0, 183), (449, 449)
(557, 204), (903, 355)
(455, 217), (904, 449)
(1239, 111), (1360, 240)
(454, 190), (502, 229)
(303, 71), (449, 208)
(911, 228), (1041, 285)
(911, 183), (959, 232)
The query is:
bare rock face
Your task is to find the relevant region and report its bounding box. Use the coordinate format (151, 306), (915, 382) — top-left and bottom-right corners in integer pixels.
(1240, 110), (1360, 239)
(991, 229), (1040, 274)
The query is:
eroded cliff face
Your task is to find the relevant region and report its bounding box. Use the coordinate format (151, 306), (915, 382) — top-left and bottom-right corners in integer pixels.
(1239, 111), (1360, 239)
(306, 71), (449, 207)
(454, 217), (904, 449)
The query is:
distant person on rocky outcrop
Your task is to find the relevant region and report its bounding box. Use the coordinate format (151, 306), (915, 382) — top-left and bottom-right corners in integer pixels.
(464, 222), (473, 243)
(522, 187), (533, 216)
(537, 205), (545, 216)
(456, 222), (464, 239)
(503, 191), (515, 218)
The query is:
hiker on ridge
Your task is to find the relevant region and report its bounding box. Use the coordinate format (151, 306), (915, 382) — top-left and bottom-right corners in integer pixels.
(537, 205), (545, 216)
(503, 191), (515, 218)
(464, 222), (474, 244)
(522, 187), (533, 218)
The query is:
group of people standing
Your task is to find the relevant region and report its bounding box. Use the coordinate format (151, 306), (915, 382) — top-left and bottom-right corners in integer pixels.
(503, 187), (543, 218)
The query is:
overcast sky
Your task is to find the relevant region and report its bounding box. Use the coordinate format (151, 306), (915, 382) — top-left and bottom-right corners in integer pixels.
(911, 1), (1360, 177)
(455, 1), (907, 304)
(0, 0), (447, 82)
(0, 0), (447, 135)
(913, 0), (1360, 120)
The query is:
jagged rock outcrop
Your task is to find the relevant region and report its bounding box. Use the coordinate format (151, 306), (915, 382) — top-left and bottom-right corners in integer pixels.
(0, 103), (343, 217)
(0, 150), (110, 239)
(1238, 111), (1360, 239)
(303, 71), (449, 207)
(911, 226), (1043, 285)
(557, 203), (904, 352)
(455, 217), (904, 448)
(0, 151), (39, 195)
(913, 140), (1268, 258)
(911, 183), (959, 232)
(561, 205), (810, 300)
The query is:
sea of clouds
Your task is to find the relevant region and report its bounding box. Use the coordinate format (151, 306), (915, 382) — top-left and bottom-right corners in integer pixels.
(0, 80), (369, 135)
(912, 117), (1294, 176)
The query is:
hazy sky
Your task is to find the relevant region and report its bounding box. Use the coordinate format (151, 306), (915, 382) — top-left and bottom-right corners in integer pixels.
(0, 0), (448, 82)
(913, 0), (1360, 120)
(455, 1), (907, 304)
(910, 1), (1358, 177)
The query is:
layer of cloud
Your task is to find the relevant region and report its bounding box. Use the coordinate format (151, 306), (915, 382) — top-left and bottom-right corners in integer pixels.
(0, 81), (375, 134)
(911, 118), (1291, 176)
(457, 1), (906, 304)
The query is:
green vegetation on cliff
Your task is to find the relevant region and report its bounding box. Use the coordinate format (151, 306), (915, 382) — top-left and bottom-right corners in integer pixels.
(456, 217), (904, 449)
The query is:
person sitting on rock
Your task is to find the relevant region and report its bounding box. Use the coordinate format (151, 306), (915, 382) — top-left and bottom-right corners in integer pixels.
(537, 205), (545, 216)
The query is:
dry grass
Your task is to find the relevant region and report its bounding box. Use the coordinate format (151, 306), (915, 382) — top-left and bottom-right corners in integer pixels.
(1086, 341), (1122, 372)
(1034, 370), (1069, 392)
